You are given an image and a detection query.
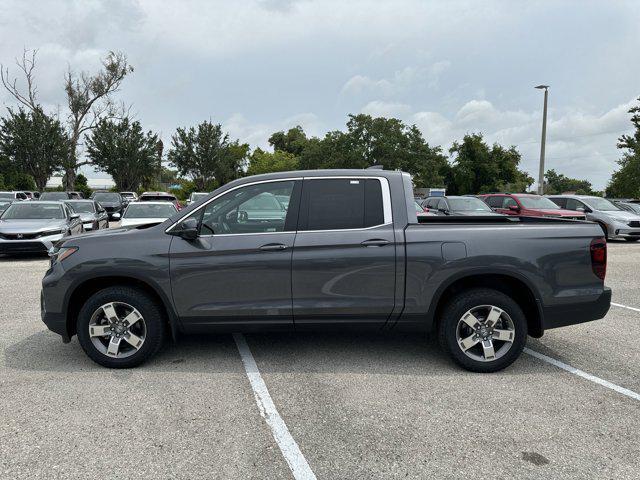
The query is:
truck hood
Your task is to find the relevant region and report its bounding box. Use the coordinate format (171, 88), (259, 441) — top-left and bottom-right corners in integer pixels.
(605, 210), (640, 221)
(120, 217), (167, 228)
(455, 211), (503, 216)
(0, 218), (67, 233)
(528, 208), (583, 217)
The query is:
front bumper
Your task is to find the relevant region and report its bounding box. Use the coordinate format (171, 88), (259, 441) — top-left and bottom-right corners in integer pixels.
(541, 287), (612, 330)
(41, 291), (71, 342)
(611, 228), (640, 239)
(0, 233), (64, 254)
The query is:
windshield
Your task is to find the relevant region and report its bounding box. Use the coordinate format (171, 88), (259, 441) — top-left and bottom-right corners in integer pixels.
(622, 203), (640, 214)
(518, 196), (561, 209)
(448, 197), (492, 211)
(123, 203), (176, 219)
(585, 197), (621, 211)
(240, 192), (284, 211)
(1, 203), (64, 219)
(39, 192), (68, 200)
(66, 202), (95, 213)
(0, 201), (11, 211)
(93, 193), (121, 202)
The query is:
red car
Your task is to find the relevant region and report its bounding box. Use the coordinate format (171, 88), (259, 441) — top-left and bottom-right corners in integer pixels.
(478, 193), (586, 219)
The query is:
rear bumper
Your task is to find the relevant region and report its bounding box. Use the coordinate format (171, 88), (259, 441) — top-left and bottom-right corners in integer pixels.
(541, 287), (612, 330)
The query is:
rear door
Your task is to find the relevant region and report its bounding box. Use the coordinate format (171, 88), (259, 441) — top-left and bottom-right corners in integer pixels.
(292, 177), (396, 327)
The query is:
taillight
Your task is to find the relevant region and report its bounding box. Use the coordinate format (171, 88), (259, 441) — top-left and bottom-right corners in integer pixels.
(590, 237), (607, 280)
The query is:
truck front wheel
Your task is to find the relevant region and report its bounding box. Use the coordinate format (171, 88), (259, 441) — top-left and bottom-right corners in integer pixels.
(76, 286), (167, 368)
(438, 288), (527, 373)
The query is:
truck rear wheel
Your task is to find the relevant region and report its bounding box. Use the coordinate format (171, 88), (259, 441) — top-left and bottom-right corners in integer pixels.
(76, 286), (166, 368)
(438, 288), (527, 373)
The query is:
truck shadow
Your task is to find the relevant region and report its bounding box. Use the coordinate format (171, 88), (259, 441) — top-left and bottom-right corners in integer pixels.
(5, 329), (542, 377)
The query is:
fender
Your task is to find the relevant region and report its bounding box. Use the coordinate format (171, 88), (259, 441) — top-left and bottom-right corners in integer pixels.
(63, 269), (182, 340)
(423, 266), (544, 327)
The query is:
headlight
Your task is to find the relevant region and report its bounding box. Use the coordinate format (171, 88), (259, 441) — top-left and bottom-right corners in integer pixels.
(38, 229), (64, 237)
(49, 246), (78, 263)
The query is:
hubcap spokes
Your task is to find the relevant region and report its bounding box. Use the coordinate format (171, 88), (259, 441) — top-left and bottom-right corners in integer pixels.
(456, 305), (515, 362)
(89, 302), (146, 358)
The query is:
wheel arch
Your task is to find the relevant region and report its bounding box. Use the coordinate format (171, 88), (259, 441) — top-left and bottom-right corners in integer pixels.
(65, 275), (179, 340)
(428, 270), (544, 338)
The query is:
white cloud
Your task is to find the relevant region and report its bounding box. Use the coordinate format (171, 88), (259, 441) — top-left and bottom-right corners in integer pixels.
(224, 112), (323, 149)
(0, 0), (638, 191)
(341, 63), (450, 97)
(408, 98), (637, 189)
(361, 100), (411, 117)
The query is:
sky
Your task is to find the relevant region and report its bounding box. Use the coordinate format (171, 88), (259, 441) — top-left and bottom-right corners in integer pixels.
(0, 0), (639, 190)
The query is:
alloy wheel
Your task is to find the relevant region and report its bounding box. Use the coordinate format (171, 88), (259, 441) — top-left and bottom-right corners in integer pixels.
(88, 302), (146, 358)
(456, 305), (515, 362)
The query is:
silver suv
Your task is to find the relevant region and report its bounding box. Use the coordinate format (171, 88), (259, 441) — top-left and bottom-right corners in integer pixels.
(548, 195), (640, 242)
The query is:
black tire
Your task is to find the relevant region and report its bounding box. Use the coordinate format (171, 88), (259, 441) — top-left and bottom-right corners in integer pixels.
(437, 288), (527, 373)
(625, 238), (639, 242)
(76, 286), (166, 368)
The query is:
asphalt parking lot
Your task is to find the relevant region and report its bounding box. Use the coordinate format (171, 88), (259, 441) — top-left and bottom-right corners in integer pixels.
(1, 237), (639, 479)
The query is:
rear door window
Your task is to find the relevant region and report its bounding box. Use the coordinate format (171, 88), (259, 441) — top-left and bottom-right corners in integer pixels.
(486, 196), (503, 208)
(300, 178), (386, 231)
(565, 198), (586, 211)
(551, 197), (567, 208)
(503, 197), (518, 208)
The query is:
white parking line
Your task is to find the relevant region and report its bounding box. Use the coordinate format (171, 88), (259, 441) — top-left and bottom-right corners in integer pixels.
(233, 333), (317, 480)
(524, 348), (640, 402)
(611, 302), (640, 313)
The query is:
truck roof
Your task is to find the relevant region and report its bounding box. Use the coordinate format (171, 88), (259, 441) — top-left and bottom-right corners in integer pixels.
(224, 169), (405, 186)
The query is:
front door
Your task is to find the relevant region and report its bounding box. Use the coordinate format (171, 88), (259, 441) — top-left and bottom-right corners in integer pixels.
(292, 177), (397, 327)
(169, 179), (301, 329)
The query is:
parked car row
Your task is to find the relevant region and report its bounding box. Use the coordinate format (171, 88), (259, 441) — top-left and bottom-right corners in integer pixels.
(0, 189), (183, 255)
(0, 201), (84, 254)
(416, 192), (640, 242)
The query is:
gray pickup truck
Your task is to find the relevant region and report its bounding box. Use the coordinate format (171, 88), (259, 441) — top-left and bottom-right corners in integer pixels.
(42, 169), (611, 371)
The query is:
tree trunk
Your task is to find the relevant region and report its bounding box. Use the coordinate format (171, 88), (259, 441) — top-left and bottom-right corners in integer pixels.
(64, 167), (76, 191)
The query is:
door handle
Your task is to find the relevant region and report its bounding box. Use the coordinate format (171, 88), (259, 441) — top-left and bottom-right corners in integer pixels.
(360, 239), (391, 247)
(259, 243), (288, 251)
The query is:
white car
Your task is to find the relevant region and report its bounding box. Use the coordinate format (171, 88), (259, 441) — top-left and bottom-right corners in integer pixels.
(120, 201), (178, 228)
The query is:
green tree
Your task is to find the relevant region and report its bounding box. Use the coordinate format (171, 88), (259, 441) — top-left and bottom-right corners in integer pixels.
(74, 173), (92, 198)
(247, 148), (299, 175)
(0, 107), (68, 190)
(269, 115), (449, 187)
(268, 126), (309, 156)
(447, 133), (532, 194)
(545, 169), (594, 195)
(168, 120), (248, 189)
(85, 118), (160, 191)
(1, 50), (133, 190)
(607, 97), (640, 198)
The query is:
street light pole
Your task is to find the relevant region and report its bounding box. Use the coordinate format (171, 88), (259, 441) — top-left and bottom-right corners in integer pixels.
(535, 85), (549, 195)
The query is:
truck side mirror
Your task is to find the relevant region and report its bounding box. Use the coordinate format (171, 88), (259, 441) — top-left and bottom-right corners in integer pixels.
(508, 205), (520, 212)
(173, 217), (199, 240)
